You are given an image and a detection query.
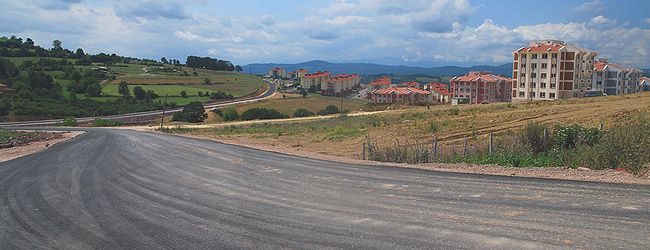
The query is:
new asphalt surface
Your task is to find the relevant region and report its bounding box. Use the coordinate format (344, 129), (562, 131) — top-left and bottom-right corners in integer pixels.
(0, 128), (649, 249)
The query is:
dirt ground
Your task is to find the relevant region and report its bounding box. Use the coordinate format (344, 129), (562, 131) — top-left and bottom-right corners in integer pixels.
(0, 131), (84, 163)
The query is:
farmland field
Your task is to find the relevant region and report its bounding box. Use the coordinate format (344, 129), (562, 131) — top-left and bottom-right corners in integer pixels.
(228, 93), (368, 117)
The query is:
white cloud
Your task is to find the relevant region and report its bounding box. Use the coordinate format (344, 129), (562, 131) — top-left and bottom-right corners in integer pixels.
(589, 15), (617, 28)
(572, 0), (606, 16)
(645, 18), (650, 24)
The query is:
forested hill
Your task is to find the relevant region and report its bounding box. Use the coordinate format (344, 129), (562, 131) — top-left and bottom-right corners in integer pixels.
(244, 60), (513, 77)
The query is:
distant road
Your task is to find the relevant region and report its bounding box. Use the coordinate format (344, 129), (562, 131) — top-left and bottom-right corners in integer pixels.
(0, 128), (648, 249)
(0, 81), (275, 127)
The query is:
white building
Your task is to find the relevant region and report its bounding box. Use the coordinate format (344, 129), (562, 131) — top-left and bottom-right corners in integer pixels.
(592, 59), (644, 96)
(512, 40), (597, 101)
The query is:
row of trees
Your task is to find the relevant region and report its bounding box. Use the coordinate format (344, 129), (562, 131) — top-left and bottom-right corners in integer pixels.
(185, 56), (242, 72)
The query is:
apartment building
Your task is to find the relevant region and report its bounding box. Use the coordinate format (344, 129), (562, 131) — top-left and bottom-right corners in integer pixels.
(371, 87), (431, 103)
(592, 59), (644, 96)
(641, 77), (650, 92)
(321, 74), (361, 96)
(450, 71), (512, 104)
(512, 40), (597, 101)
(300, 71), (331, 91)
(269, 68), (287, 78)
(366, 77), (392, 98)
(287, 69), (309, 79)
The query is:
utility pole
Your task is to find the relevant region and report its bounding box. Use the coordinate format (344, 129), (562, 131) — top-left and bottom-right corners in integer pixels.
(160, 94), (168, 130)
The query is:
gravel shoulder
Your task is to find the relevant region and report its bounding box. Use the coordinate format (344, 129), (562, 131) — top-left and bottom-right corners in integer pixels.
(0, 131), (84, 163)
(174, 133), (650, 185)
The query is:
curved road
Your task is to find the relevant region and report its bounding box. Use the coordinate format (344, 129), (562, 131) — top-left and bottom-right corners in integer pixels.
(0, 128), (649, 249)
(0, 81), (276, 127)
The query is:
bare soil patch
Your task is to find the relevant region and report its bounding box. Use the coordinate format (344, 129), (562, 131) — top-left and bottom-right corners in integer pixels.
(0, 131), (84, 163)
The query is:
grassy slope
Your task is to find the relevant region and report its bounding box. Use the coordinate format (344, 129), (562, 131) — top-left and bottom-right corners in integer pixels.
(181, 92), (650, 158)
(229, 94), (368, 117)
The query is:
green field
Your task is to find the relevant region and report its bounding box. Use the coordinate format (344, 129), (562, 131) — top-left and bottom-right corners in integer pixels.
(232, 94), (369, 117)
(102, 84), (211, 97)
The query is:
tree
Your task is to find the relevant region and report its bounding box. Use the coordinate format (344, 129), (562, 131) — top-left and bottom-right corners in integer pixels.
(240, 108), (289, 121)
(74, 48), (85, 59)
(172, 101), (207, 123)
(180, 90), (187, 98)
(118, 81), (130, 97)
(317, 105), (340, 116)
(204, 78), (211, 85)
(235, 65), (242, 72)
(161, 57), (168, 64)
(294, 108), (315, 117)
(133, 86), (146, 99)
(145, 90), (158, 100)
(52, 40), (62, 50)
(222, 107), (239, 121)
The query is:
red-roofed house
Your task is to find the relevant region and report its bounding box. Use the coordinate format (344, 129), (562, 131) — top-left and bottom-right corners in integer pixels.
(641, 77), (650, 92)
(366, 77), (392, 98)
(322, 74), (361, 96)
(287, 69), (309, 79)
(450, 71), (512, 104)
(300, 71), (331, 91)
(512, 40), (597, 101)
(269, 68), (287, 78)
(371, 87), (431, 103)
(0, 83), (15, 96)
(431, 88), (450, 103)
(592, 59), (643, 95)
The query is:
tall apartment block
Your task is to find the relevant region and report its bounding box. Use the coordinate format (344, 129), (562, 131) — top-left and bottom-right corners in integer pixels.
(450, 71), (512, 104)
(592, 59), (643, 96)
(511, 40), (597, 101)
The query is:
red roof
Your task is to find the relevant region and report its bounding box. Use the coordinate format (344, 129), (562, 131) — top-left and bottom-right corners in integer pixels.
(297, 69), (308, 72)
(451, 72), (512, 83)
(271, 67), (286, 71)
(640, 77), (650, 86)
(594, 61), (642, 73)
(326, 74), (360, 82)
(302, 71), (331, 78)
(368, 77), (391, 85)
(373, 87), (430, 95)
(516, 44), (563, 53)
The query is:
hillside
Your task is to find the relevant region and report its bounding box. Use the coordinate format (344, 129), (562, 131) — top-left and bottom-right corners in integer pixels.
(245, 60), (513, 76)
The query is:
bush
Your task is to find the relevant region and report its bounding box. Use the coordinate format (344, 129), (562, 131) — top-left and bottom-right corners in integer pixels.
(518, 121), (551, 155)
(171, 101), (207, 123)
(59, 117), (78, 127)
(293, 108), (315, 117)
(241, 108), (289, 121)
(317, 105), (340, 116)
(553, 124), (601, 150)
(90, 118), (121, 127)
(209, 91), (234, 100)
(222, 107), (239, 121)
(180, 90), (187, 98)
(211, 108), (223, 117)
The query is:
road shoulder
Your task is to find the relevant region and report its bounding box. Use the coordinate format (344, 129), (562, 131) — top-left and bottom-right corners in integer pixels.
(0, 131), (84, 163)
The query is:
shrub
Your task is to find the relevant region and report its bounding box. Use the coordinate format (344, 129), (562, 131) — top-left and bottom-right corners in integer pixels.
(317, 105), (340, 116)
(518, 121), (551, 155)
(180, 90), (187, 98)
(241, 108), (289, 121)
(293, 108), (315, 117)
(223, 107), (239, 121)
(172, 101), (207, 123)
(60, 117), (78, 127)
(553, 124), (601, 150)
(90, 118), (121, 127)
(449, 108), (460, 116)
(211, 108), (223, 117)
(210, 91), (234, 100)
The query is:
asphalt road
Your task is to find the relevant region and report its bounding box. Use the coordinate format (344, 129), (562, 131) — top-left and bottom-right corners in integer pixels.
(0, 81), (275, 127)
(0, 128), (648, 249)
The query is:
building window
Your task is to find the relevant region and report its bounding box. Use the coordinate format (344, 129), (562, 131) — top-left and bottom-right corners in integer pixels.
(542, 54), (548, 59)
(531, 92), (536, 98)
(552, 64), (557, 68)
(551, 73), (557, 79)
(519, 92), (525, 98)
(550, 83), (556, 89)
(552, 54), (558, 58)
(541, 63), (547, 69)
(541, 73), (547, 79)
(531, 63), (537, 69)
(540, 82), (546, 88)
(520, 82), (525, 88)
(531, 73), (537, 78)
(520, 73), (525, 78)
(549, 93), (555, 99)
(531, 82), (536, 88)
(540, 92), (546, 98)
(521, 54), (527, 59)
(532, 54), (538, 59)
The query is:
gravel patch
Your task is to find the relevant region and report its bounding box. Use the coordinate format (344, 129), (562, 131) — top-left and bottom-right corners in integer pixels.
(0, 131), (84, 163)
(178, 134), (650, 186)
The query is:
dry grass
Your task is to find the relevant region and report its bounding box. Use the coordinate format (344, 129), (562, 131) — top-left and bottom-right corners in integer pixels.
(173, 92), (650, 159)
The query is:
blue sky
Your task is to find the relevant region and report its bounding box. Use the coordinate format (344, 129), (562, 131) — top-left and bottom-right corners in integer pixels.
(2, 0), (649, 68)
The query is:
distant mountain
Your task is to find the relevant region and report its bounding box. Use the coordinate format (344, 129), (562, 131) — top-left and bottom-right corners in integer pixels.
(243, 60), (513, 77)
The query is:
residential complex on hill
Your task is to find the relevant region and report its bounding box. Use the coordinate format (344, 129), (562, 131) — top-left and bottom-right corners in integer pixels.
(450, 71), (511, 104)
(593, 59), (644, 96)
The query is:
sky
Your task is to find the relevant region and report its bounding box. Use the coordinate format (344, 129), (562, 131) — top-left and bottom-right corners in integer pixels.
(1, 0), (650, 68)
